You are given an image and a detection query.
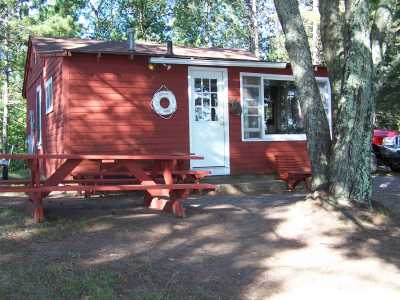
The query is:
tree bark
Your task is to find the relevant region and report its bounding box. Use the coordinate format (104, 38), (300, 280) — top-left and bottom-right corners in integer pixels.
(1, 34), (10, 154)
(274, 0), (331, 191)
(320, 0), (374, 205)
(247, 0), (260, 57)
(1, 74), (9, 154)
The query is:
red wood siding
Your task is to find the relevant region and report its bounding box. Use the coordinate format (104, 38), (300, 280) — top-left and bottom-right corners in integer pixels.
(65, 54), (189, 155)
(43, 56), (65, 175)
(28, 51), (329, 176)
(25, 47), (66, 176)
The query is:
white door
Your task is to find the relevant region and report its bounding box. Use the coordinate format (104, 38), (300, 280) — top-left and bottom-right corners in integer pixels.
(189, 67), (229, 173)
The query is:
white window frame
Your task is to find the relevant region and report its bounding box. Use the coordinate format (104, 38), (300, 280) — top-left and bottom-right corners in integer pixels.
(240, 72), (332, 142)
(36, 85), (42, 147)
(45, 77), (53, 114)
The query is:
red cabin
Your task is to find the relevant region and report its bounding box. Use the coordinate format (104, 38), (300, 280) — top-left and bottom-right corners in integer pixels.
(23, 36), (331, 177)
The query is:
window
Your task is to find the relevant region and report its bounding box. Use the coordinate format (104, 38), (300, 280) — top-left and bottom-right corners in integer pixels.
(263, 80), (304, 134)
(45, 77), (53, 113)
(28, 110), (35, 153)
(36, 85), (42, 147)
(241, 74), (331, 141)
(242, 76), (262, 139)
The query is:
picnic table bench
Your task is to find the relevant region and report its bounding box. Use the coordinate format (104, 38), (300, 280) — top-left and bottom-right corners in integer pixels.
(0, 153), (215, 222)
(275, 155), (311, 191)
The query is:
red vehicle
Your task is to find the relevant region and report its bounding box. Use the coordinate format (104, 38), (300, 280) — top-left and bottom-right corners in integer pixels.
(372, 129), (400, 172)
(373, 129), (400, 146)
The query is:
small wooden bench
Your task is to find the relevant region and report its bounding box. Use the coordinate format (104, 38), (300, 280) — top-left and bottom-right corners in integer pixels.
(275, 155), (311, 191)
(73, 169), (210, 197)
(73, 170), (210, 183)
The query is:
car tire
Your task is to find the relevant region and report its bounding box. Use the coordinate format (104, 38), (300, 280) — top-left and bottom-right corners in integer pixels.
(390, 163), (400, 173)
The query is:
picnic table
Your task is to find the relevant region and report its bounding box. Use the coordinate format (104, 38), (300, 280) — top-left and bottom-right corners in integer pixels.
(0, 153), (215, 222)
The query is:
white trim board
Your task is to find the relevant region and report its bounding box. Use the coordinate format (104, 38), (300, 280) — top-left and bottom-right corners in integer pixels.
(150, 57), (287, 69)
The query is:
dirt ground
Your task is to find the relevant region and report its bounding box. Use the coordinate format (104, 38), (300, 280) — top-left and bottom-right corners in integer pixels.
(1, 175), (400, 300)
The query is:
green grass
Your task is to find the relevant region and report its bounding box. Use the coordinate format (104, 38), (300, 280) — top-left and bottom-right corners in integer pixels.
(0, 205), (208, 300)
(38, 218), (88, 241)
(129, 290), (166, 300)
(8, 167), (30, 179)
(0, 262), (121, 300)
(0, 207), (21, 218)
(0, 208), (120, 299)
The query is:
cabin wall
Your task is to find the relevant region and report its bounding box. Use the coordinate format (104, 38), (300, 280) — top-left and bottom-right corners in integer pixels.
(43, 56), (65, 175)
(25, 46), (44, 149)
(65, 54), (189, 155)
(64, 53), (328, 175)
(25, 48), (66, 176)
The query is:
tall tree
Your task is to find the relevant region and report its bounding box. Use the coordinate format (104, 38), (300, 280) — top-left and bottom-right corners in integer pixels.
(173, 0), (250, 48)
(122, 0), (170, 41)
(273, 0), (331, 191)
(82, 0), (169, 41)
(245, 0), (260, 56)
(0, 0), (82, 154)
(274, 0), (397, 205)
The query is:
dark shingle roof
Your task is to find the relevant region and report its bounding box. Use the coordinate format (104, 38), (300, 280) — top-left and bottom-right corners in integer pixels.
(31, 36), (260, 61)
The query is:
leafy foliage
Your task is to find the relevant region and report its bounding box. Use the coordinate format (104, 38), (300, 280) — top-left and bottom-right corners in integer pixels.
(172, 0), (251, 48)
(375, 1), (400, 130)
(0, 0), (398, 159)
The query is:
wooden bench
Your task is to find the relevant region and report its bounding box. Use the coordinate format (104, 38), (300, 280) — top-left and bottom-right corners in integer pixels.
(73, 170), (210, 184)
(275, 155), (311, 191)
(72, 169), (210, 197)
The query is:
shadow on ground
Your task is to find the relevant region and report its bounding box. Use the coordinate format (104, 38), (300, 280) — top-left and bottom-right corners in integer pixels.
(1, 184), (400, 299)
(0, 192), (306, 299)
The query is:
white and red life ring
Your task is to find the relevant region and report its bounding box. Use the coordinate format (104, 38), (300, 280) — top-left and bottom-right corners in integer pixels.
(151, 89), (177, 118)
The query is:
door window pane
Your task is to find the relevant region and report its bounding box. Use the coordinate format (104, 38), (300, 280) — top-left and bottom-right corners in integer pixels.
(211, 94), (218, 106)
(210, 79), (217, 92)
(194, 77), (220, 122)
(195, 106), (202, 121)
(195, 79), (202, 92)
(211, 108), (218, 121)
(202, 79), (210, 92)
(203, 94), (210, 107)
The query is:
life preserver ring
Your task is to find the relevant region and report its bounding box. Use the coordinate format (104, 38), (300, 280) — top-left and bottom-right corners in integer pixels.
(151, 90), (177, 117)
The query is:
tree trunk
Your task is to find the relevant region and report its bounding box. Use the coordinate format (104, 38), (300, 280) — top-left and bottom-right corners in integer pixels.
(1, 35), (10, 155)
(274, 0), (331, 191)
(319, 0), (374, 205)
(248, 0), (260, 57)
(1, 75), (9, 154)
